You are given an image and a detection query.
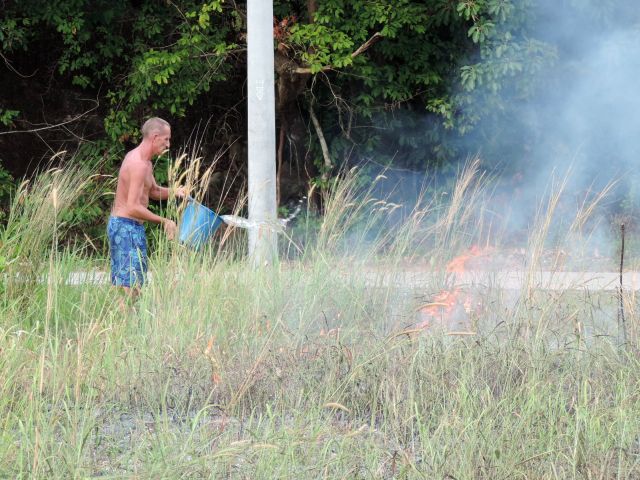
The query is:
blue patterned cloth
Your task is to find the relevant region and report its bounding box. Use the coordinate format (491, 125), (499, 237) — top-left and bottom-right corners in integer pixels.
(107, 216), (148, 287)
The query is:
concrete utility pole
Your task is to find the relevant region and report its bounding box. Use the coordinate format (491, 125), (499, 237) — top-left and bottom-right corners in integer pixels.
(247, 0), (278, 266)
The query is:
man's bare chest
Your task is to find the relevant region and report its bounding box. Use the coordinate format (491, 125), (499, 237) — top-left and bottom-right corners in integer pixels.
(121, 161), (154, 193)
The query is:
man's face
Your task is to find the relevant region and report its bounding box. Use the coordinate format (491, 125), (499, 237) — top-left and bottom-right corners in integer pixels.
(152, 127), (171, 156)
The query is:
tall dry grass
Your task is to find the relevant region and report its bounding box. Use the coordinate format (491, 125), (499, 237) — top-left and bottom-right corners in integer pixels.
(0, 159), (98, 298)
(0, 156), (638, 478)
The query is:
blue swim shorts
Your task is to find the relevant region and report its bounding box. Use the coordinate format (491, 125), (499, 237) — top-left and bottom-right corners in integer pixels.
(107, 216), (148, 287)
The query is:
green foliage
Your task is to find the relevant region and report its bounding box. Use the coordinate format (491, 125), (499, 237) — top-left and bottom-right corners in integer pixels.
(275, 0), (555, 172)
(0, 109), (19, 126)
(60, 142), (120, 245)
(1, 0), (237, 143)
(105, 1), (237, 142)
(0, 166), (14, 222)
(0, 14), (30, 51)
(1, 0), (553, 165)
(0, 0), (566, 217)
(289, 24), (354, 73)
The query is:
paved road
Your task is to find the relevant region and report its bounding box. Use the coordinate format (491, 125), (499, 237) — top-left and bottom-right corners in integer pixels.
(364, 270), (640, 291)
(66, 269), (640, 291)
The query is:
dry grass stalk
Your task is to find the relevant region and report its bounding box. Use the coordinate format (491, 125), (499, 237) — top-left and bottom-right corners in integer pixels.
(1, 159), (95, 297)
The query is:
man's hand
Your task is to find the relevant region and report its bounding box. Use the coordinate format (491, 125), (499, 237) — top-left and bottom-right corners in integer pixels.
(174, 186), (189, 199)
(163, 219), (178, 240)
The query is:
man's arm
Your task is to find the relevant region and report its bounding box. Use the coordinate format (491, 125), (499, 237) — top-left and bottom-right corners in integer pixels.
(149, 181), (170, 201)
(150, 178), (186, 201)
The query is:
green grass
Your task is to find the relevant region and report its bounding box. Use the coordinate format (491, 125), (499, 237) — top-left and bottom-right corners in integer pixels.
(1, 160), (639, 478)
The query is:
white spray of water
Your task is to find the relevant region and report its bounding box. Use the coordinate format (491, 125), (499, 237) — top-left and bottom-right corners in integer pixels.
(220, 215), (261, 229)
(220, 197), (304, 230)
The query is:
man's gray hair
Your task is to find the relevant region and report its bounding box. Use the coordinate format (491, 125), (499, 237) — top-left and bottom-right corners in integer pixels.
(141, 117), (170, 138)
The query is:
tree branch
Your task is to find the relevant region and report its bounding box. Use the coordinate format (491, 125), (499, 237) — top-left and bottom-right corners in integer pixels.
(307, 0), (318, 23)
(294, 65), (332, 75)
(294, 31), (383, 75)
(0, 99), (99, 136)
(0, 51), (38, 78)
(309, 105), (332, 181)
(350, 32), (383, 59)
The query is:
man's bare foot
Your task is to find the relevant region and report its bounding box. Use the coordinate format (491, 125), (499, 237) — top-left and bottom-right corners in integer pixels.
(114, 286), (140, 314)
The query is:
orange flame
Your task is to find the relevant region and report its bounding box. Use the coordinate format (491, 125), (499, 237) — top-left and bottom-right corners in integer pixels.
(416, 246), (489, 330)
(446, 245), (484, 273)
(204, 336), (222, 384)
(417, 288), (476, 330)
(419, 288), (462, 317)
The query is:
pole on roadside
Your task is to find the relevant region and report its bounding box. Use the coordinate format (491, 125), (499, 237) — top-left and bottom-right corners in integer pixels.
(247, 0), (278, 266)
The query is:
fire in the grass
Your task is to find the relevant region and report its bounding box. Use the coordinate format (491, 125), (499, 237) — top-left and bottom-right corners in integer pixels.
(416, 246), (487, 332)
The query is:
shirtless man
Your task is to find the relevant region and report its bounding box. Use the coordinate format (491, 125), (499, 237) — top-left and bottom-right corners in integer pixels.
(107, 117), (185, 293)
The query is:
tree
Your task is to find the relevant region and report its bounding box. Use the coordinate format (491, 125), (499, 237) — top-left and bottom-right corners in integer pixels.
(0, 0), (557, 225)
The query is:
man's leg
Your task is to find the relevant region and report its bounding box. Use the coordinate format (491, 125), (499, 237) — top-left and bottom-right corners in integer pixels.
(108, 217), (145, 311)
